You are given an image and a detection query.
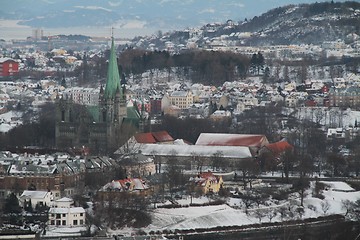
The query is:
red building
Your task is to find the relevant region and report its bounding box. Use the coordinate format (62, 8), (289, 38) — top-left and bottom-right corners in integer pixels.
(0, 58), (19, 77)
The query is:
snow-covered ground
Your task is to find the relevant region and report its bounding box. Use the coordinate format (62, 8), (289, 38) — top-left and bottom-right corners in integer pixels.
(43, 226), (87, 237)
(108, 181), (360, 237)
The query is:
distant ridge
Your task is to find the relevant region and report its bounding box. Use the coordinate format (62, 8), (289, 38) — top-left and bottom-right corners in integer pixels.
(156, 1), (360, 47)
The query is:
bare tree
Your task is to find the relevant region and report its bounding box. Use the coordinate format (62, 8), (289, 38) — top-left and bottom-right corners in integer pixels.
(211, 151), (224, 171)
(279, 205), (289, 221)
(150, 150), (162, 173)
(264, 208), (277, 222)
(253, 208), (266, 223)
(191, 152), (204, 173)
(236, 159), (260, 190)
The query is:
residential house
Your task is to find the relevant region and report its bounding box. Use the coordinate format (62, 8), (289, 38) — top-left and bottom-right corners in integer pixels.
(328, 86), (360, 108)
(48, 206), (85, 227)
(236, 92), (258, 109)
(52, 197), (73, 208)
(285, 94), (299, 107)
(169, 90), (193, 109)
(189, 172), (223, 194)
(209, 110), (231, 120)
(163, 105), (182, 117)
(98, 177), (151, 202)
(0, 58), (19, 77)
(117, 153), (156, 178)
(19, 190), (54, 209)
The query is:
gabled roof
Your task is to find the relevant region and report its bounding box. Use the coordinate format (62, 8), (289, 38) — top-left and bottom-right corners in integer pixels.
(264, 140), (293, 155)
(195, 133), (268, 148)
(49, 207), (85, 214)
(55, 197), (73, 203)
(134, 131), (174, 144)
(100, 178), (148, 192)
(134, 133), (157, 144)
(192, 171), (221, 186)
(20, 190), (49, 199)
(152, 131), (174, 142)
(0, 57), (16, 63)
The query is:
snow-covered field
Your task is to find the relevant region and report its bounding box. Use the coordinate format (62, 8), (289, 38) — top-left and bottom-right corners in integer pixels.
(108, 181), (360, 237)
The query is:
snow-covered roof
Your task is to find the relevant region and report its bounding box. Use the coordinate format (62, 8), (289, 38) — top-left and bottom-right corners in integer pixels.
(0, 57), (16, 63)
(49, 207), (85, 214)
(55, 197), (73, 203)
(136, 143), (252, 159)
(20, 190), (50, 199)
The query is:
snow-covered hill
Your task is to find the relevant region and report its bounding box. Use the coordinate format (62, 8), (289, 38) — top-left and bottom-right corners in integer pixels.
(108, 181), (360, 236)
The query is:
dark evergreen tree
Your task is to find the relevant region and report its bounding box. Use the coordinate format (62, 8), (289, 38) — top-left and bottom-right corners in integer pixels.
(3, 193), (22, 214)
(263, 66), (270, 83)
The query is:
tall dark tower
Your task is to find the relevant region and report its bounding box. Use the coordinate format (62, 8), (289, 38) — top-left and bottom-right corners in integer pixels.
(99, 37), (127, 151)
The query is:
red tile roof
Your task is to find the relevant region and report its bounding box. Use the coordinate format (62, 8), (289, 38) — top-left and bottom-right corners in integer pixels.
(152, 131), (174, 142)
(134, 133), (157, 144)
(265, 140), (293, 155)
(195, 133), (268, 148)
(134, 131), (174, 144)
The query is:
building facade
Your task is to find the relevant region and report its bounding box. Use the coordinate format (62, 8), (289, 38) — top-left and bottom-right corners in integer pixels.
(0, 58), (19, 77)
(55, 38), (131, 153)
(169, 90), (194, 109)
(328, 86), (360, 108)
(48, 206), (85, 227)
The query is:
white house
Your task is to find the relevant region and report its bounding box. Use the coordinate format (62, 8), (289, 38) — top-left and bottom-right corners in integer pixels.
(19, 190), (54, 209)
(48, 206), (85, 227)
(53, 197), (74, 208)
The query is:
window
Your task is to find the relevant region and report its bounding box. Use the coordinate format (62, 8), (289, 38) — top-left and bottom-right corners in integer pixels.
(73, 220), (78, 225)
(80, 213), (83, 217)
(62, 214), (66, 217)
(56, 214), (61, 219)
(62, 220), (66, 225)
(51, 220), (55, 225)
(80, 220), (84, 225)
(61, 110), (65, 121)
(56, 220), (61, 225)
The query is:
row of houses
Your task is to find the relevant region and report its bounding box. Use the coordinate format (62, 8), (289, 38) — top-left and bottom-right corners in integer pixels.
(0, 153), (115, 199)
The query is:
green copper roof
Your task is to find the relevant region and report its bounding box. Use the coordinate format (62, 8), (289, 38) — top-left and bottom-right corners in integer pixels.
(127, 106), (141, 119)
(104, 38), (121, 99)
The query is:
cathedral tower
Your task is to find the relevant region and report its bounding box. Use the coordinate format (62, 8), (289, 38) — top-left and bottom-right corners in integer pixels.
(99, 37), (127, 151)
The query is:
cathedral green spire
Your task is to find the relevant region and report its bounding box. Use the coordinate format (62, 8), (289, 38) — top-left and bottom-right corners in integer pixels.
(104, 37), (121, 99)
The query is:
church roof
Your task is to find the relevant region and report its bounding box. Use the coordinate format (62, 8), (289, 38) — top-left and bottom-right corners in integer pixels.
(104, 37), (122, 99)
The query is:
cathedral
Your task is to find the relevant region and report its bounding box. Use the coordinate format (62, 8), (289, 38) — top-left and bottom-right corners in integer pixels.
(55, 38), (140, 154)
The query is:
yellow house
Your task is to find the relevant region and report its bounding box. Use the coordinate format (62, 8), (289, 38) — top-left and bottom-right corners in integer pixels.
(191, 172), (224, 194)
(169, 90), (193, 109)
